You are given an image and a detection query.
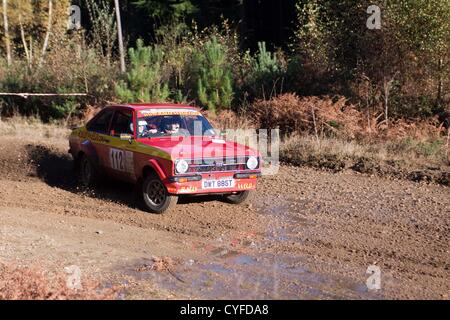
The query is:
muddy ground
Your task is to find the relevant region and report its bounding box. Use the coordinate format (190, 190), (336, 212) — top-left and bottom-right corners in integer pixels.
(0, 136), (449, 300)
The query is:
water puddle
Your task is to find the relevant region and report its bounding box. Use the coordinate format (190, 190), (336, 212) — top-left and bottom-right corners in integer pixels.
(232, 255), (256, 266)
(115, 195), (382, 299)
(118, 250), (378, 299)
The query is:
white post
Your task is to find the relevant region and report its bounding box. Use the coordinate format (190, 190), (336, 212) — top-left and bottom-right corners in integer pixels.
(114, 0), (126, 73)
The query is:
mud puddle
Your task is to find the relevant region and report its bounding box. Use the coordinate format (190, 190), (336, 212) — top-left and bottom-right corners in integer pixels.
(119, 251), (376, 299)
(116, 196), (382, 299)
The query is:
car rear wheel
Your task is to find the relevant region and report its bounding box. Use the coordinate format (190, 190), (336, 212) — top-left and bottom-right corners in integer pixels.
(77, 154), (101, 188)
(223, 191), (252, 205)
(142, 174), (178, 214)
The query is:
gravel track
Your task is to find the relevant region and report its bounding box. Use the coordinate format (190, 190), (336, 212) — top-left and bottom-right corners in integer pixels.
(0, 136), (448, 299)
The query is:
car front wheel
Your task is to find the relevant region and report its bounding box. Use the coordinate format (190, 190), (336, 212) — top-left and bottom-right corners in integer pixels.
(142, 174), (178, 214)
(223, 191), (252, 205)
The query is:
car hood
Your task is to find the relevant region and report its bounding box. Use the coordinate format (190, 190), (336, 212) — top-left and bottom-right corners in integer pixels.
(139, 136), (259, 160)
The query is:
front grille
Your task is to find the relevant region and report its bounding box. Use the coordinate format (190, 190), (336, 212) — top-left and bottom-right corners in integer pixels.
(186, 157), (247, 174)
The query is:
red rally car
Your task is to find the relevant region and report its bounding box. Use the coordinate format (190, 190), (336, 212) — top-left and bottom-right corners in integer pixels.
(69, 104), (261, 214)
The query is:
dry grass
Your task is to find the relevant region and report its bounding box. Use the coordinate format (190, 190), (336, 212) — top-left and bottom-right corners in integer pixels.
(282, 134), (449, 165)
(282, 135), (376, 161)
(0, 117), (70, 141)
(0, 264), (119, 300)
(281, 134), (450, 185)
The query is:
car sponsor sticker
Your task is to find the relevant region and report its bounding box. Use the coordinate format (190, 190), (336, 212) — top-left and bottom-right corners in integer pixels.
(238, 183), (255, 190)
(179, 186), (198, 194)
(138, 109), (200, 117)
(77, 130), (110, 143)
(109, 148), (134, 175)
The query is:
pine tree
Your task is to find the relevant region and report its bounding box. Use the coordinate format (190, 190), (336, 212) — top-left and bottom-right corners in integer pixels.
(195, 37), (234, 113)
(116, 39), (170, 103)
(253, 42), (281, 75)
(245, 41), (284, 99)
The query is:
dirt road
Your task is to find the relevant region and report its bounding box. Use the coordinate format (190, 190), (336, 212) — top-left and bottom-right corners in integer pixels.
(0, 136), (449, 299)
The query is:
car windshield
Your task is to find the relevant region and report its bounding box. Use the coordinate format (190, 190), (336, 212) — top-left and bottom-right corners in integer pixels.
(136, 110), (217, 138)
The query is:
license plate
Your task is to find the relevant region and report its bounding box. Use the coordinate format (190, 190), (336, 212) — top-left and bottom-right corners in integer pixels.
(202, 178), (235, 190)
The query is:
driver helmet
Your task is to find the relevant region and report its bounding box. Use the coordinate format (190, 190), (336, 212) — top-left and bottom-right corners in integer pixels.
(148, 124), (158, 134)
(163, 117), (181, 134)
(137, 120), (148, 135)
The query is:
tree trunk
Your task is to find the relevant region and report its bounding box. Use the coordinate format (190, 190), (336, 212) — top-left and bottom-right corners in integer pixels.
(114, 0), (126, 73)
(2, 0), (12, 65)
(30, 36), (33, 64)
(19, 14), (31, 68)
(437, 57), (443, 106)
(383, 78), (390, 129)
(38, 0), (53, 68)
(383, 75), (396, 129)
(311, 106), (320, 144)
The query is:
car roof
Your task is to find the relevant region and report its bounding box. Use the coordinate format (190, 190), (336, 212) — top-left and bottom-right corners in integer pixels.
(108, 103), (200, 111)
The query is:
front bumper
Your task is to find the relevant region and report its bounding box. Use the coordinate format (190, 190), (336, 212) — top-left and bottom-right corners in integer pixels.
(164, 172), (261, 195)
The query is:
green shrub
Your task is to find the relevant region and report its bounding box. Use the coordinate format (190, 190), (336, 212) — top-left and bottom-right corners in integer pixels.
(116, 39), (170, 103)
(396, 137), (445, 158)
(417, 140), (444, 157)
(193, 37), (234, 112)
(244, 42), (285, 100)
(328, 120), (342, 129)
(49, 99), (80, 123)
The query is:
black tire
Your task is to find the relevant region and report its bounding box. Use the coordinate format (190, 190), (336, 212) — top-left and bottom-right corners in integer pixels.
(77, 154), (101, 188)
(223, 191), (252, 205)
(142, 174), (178, 214)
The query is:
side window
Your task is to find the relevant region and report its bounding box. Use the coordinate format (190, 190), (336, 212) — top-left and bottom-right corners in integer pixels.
(86, 109), (114, 134)
(110, 110), (133, 137)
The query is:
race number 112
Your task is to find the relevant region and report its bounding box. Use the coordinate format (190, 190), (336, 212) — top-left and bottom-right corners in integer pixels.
(110, 149), (125, 171)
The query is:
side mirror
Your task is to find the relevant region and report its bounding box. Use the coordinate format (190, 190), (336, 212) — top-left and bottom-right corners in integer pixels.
(120, 133), (134, 143)
(216, 129), (226, 139)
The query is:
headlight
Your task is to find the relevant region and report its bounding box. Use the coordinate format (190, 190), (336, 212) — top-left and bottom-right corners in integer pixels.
(175, 160), (189, 174)
(246, 156), (259, 170)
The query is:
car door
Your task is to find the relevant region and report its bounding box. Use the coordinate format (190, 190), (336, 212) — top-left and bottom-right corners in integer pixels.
(107, 108), (138, 182)
(85, 108), (114, 172)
